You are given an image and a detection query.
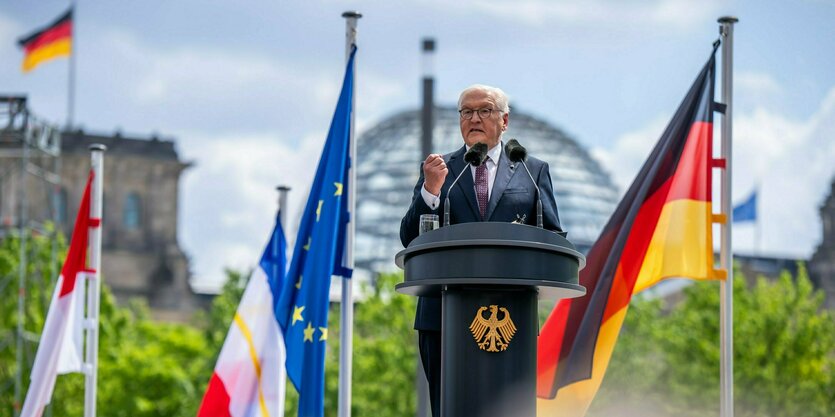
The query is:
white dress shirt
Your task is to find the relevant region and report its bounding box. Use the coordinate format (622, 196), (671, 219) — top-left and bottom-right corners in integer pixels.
(421, 142), (503, 210)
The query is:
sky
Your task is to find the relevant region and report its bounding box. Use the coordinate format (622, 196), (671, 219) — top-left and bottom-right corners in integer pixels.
(1, 0), (833, 292)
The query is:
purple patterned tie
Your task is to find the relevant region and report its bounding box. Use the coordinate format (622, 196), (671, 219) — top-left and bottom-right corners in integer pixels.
(475, 163), (488, 220)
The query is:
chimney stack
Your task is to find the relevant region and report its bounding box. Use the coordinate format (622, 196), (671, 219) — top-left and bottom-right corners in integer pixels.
(421, 38), (435, 159)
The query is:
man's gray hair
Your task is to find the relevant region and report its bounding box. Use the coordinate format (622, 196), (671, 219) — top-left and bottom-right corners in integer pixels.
(458, 84), (510, 114)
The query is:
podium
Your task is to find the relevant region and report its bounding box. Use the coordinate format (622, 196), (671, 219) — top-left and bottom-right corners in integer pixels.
(395, 222), (586, 417)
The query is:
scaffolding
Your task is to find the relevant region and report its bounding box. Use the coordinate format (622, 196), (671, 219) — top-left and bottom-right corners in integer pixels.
(0, 96), (62, 415)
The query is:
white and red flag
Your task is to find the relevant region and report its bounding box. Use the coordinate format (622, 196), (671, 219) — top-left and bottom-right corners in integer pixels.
(21, 171), (96, 417)
(197, 213), (288, 417)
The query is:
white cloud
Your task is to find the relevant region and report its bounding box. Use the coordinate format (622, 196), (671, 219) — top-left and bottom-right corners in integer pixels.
(102, 30), (337, 110)
(735, 71), (784, 111)
(734, 86), (835, 257)
(421, 0), (722, 29)
(71, 28), (404, 141)
(736, 71), (782, 97)
(734, 108), (808, 183)
(76, 28), (407, 291)
(596, 83), (835, 259)
(590, 116), (669, 193)
(647, 0), (722, 27)
(179, 131), (328, 291)
(0, 12), (21, 56)
(91, 31), (397, 145)
(355, 76), (405, 133)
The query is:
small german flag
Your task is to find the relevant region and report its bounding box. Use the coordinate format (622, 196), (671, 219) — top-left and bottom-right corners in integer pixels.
(18, 8), (73, 73)
(536, 43), (722, 417)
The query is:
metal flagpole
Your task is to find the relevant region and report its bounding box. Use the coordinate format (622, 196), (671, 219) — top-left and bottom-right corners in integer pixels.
(84, 144), (105, 417)
(718, 16), (738, 417)
(277, 185), (291, 226)
(13, 117), (31, 417)
(67, 0), (77, 130)
(754, 184), (761, 256)
(416, 37), (435, 417)
(339, 10), (361, 417)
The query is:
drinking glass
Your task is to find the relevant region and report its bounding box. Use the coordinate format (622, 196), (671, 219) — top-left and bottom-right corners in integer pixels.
(419, 214), (439, 235)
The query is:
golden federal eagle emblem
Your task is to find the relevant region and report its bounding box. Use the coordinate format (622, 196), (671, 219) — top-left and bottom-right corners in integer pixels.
(469, 305), (517, 352)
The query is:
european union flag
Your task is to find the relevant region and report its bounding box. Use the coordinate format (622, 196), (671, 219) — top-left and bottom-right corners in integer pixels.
(733, 190), (757, 223)
(275, 46), (356, 417)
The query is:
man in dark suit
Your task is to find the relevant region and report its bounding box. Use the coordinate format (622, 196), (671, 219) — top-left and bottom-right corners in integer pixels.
(399, 84), (562, 416)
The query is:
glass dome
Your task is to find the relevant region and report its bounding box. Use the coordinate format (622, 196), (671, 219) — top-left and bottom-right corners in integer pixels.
(355, 105), (619, 273)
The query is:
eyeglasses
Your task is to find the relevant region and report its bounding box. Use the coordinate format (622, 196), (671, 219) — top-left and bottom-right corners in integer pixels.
(459, 108), (499, 120)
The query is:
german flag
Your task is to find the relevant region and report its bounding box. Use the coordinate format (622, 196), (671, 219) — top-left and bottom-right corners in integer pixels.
(18, 8), (73, 73)
(537, 44), (723, 417)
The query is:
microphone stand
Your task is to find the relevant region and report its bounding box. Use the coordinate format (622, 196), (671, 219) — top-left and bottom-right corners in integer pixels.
(506, 139), (543, 228)
(518, 161), (543, 228)
(444, 167), (472, 227)
(444, 143), (488, 227)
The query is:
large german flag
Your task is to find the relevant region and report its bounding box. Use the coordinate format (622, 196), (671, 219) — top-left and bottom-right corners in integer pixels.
(537, 44), (722, 417)
(18, 8), (73, 73)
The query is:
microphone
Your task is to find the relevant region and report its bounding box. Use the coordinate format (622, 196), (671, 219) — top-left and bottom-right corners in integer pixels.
(505, 138), (543, 228)
(464, 142), (489, 166)
(505, 138), (527, 163)
(444, 142), (488, 227)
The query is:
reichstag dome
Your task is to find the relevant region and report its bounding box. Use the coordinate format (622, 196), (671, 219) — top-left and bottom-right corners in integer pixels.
(355, 105), (619, 273)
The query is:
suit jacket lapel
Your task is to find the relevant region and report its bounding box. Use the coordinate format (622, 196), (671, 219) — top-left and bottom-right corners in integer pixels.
(448, 147), (480, 219)
(486, 149), (516, 220)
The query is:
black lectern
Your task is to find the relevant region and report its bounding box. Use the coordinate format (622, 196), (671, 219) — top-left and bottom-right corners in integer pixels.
(395, 222), (586, 417)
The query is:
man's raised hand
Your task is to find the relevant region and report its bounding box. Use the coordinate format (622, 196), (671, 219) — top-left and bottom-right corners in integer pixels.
(422, 154), (447, 196)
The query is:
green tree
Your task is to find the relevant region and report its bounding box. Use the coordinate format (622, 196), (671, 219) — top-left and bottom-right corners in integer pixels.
(337, 272), (418, 416)
(95, 298), (210, 416)
(46, 294), (211, 417)
(0, 226), (64, 414)
(281, 272), (418, 417)
(197, 268), (249, 353)
(591, 266), (835, 417)
(7, 228), (834, 417)
(1, 228), (211, 417)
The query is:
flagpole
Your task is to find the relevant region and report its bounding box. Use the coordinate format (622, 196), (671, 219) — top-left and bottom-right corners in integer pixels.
(339, 10), (361, 417)
(754, 185), (761, 256)
(13, 119), (31, 417)
(67, 1), (76, 130)
(84, 144), (105, 417)
(277, 185), (291, 225)
(718, 16), (738, 417)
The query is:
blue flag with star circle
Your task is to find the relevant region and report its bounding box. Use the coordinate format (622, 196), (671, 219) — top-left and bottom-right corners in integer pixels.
(275, 46), (355, 417)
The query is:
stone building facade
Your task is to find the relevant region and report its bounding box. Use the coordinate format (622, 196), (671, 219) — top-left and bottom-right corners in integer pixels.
(0, 112), (201, 321)
(809, 179), (835, 309)
(58, 131), (200, 321)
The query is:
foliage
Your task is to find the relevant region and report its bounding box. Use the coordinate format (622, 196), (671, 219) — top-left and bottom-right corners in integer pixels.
(282, 272), (418, 417)
(340, 272), (418, 417)
(96, 299), (210, 416)
(4, 226), (833, 417)
(591, 266), (835, 417)
(733, 269), (834, 416)
(1, 229), (210, 417)
(48, 295), (211, 417)
(0, 226), (64, 414)
(197, 268), (249, 353)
